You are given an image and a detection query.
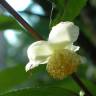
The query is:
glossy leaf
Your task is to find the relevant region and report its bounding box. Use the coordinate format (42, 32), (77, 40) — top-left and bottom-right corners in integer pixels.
(0, 64), (28, 93)
(0, 87), (77, 96)
(51, 0), (87, 26)
(0, 15), (23, 30)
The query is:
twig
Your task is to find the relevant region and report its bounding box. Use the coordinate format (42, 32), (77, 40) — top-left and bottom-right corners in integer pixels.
(0, 0), (43, 40)
(71, 73), (93, 96)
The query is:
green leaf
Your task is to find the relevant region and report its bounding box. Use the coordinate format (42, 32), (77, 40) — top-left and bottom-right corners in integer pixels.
(0, 87), (77, 96)
(52, 78), (96, 96)
(0, 64), (28, 93)
(51, 0), (87, 26)
(82, 79), (96, 96)
(0, 15), (23, 30)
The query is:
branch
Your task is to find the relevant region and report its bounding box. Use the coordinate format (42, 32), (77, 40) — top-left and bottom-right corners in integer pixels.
(72, 73), (93, 96)
(0, 0), (43, 40)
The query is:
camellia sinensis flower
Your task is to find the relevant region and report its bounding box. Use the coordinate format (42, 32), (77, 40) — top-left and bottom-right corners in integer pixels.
(25, 21), (81, 80)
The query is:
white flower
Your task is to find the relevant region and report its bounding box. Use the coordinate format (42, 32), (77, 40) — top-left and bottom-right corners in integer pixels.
(25, 21), (80, 73)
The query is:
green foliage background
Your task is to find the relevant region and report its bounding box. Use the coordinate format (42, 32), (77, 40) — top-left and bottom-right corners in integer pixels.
(0, 0), (96, 96)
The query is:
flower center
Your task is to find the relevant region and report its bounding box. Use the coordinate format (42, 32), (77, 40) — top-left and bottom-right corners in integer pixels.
(46, 49), (81, 80)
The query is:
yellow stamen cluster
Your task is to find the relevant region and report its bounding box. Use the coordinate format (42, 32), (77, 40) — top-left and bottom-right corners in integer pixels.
(46, 49), (81, 80)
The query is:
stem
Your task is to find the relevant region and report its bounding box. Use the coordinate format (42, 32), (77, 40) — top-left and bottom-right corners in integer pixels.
(0, 0), (43, 40)
(71, 73), (93, 96)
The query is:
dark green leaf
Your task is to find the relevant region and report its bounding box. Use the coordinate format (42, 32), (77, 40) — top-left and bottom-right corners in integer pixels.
(0, 15), (23, 30)
(0, 87), (77, 96)
(51, 0), (87, 26)
(0, 64), (28, 93)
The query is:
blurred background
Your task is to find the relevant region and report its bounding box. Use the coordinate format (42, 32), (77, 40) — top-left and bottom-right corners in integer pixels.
(0, 0), (96, 95)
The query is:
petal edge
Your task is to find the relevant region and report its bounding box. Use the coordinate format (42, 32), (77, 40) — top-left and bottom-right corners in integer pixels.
(48, 21), (79, 44)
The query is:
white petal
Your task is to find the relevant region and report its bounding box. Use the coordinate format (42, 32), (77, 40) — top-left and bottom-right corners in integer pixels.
(25, 62), (35, 72)
(25, 59), (49, 72)
(48, 21), (79, 44)
(71, 45), (80, 52)
(26, 41), (53, 70)
(65, 44), (80, 52)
